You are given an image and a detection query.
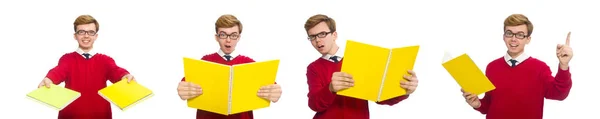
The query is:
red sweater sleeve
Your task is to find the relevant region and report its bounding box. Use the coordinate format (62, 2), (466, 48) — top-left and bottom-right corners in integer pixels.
(376, 95), (409, 105)
(543, 65), (572, 100)
(105, 55), (130, 83)
(475, 62), (495, 114)
(475, 92), (492, 114)
(306, 67), (336, 112)
(45, 54), (71, 84)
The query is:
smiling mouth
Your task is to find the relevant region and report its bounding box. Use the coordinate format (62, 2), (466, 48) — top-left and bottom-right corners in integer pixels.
(510, 44), (518, 47)
(317, 45), (324, 48)
(225, 45), (231, 48)
(82, 40), (90, 43)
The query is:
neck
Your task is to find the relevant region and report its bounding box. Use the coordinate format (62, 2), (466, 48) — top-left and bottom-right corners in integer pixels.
(508, 51), (523, 59)
(80, 47), (92, 53)
(326, 44), (340, 56)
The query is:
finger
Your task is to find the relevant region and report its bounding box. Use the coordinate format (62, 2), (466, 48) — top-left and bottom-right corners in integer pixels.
(460, 89), (465, 93)
(403, 75), (411, 80)
(340, 72), (353, 79)
(565, 31), (571, 46)
(342, 77), (355, 83)
(344, 82), (354, 87)
(127, 77), (134, 83)
(400, 84), (409, 89)
(44, 82), (51, 88)
(407, 70), (417, 78)
(557, 44), (563, 50)
(400, 81), (408, 85)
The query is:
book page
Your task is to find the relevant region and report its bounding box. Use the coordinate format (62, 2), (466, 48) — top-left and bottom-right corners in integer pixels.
(338, 40), (390, 102)
(183, 57), (231, 115)
(379, 45), (419, 101)
(229, 59), (279, 115)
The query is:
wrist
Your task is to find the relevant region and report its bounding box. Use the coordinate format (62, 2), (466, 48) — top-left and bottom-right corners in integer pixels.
(559, 63), (569, 70)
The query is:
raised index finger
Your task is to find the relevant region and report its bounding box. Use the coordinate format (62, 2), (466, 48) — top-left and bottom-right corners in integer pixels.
(565, 31), (571, 46)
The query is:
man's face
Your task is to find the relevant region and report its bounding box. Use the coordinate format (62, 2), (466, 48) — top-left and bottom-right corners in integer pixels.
(503, 24), (530, 55)
(307, 22), (337, 55)
(73, 23), (98, 50)
(215, 25), (241, 54)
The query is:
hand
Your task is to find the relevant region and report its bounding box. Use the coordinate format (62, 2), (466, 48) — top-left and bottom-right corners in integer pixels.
(122, 74), (135, 83)
(177, 81), (203, 100)
(257, 84), (282, 103)
(329, 72), (354, 92)
(556, 32), (573, 70)
(400, 70), (418, 95)
(461, 89), (481, 108)
(37, 77), (53, 88)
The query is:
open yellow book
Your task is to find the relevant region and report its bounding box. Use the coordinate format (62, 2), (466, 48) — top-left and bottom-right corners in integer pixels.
(338, 40), (420, 102)
(98, 79), (153, 111)
(442, 52), (495, 95)
(26, 84), (80, 110)
(183, 57), (279, 115)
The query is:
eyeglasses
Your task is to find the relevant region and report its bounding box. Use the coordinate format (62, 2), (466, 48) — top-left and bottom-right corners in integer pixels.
(76, 30), (97, 36)
(504, 30), (528, 39)
(307, 31), (333, 41)
(216, 32), (239, 40)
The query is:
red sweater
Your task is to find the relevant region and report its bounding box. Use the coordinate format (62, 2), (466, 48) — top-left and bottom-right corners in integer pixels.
(477, 57), (572, 119)
(181, 53), (256, 119)
(45, 52), (129, 119)
(306, 58), (408, 119)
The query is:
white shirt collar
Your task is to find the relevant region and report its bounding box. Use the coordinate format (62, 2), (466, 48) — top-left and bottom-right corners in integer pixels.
(504, 52), (530, 66)
(321, 46), (344, 62)
(76, 48), (97, 59)
(217, 49), (239, 61)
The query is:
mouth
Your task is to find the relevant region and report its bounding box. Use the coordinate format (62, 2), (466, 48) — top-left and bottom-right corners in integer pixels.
(225, 45), (231, 48)
(509, 43), (518, 48)
(317, 45), (324, 49)
(82, 40), (91, 43)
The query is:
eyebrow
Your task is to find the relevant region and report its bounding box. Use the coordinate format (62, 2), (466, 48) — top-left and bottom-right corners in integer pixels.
(219, 31), (238, 34)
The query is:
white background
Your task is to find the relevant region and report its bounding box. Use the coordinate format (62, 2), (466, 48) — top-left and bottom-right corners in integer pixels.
(0, 0), (598, 119)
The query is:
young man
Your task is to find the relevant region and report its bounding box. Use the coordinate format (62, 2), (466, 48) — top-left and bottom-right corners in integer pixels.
(37, 15), (136, 119)
(461, 14), (573, 119)
(304, 14), (419, 119)
(176, 14), (282, 119)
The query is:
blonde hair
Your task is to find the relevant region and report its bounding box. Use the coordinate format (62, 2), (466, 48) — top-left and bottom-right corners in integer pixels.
(304, 14), (336, 33)
(504, 14), (533, 36)
(215, 14), (243, 34)
(73, 15), (99, 32)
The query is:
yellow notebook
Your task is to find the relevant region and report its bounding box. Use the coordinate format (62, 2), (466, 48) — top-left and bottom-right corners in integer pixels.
(442, 52), (495, 95)
(338, 40), (420, 102)
(98, 79), (154, 111)
(183, 57), (280, 115)
(26, 84), (80, 110)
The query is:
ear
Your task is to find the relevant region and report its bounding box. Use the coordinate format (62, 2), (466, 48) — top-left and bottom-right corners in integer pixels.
(215, 34), (219, 42)
(73, 34), (77, 40)
(525, 36), (531, 44)
(332, 31), (338, 41)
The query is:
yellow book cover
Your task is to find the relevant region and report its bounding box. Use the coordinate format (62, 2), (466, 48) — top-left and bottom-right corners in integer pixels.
(26, 84), (80, 110)
(442, 52), (495, 95)
(338, 40), (420, 102)
(98, 79), (153, 111)
(183, 57), (279, 115)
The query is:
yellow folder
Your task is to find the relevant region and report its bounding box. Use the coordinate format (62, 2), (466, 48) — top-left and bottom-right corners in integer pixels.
(98, 79), (153, 111)
(442, 52), (495, 95)
(338, 40), (420, 102)
(183, 57), (279, 115)
(26, 84), (80, 110)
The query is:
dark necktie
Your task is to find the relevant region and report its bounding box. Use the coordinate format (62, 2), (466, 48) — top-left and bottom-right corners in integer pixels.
(82, 53), (90, 60)
(329, 56), (339, 63)
(509, 59), (517, 67)
(224, 55), (232, 62)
